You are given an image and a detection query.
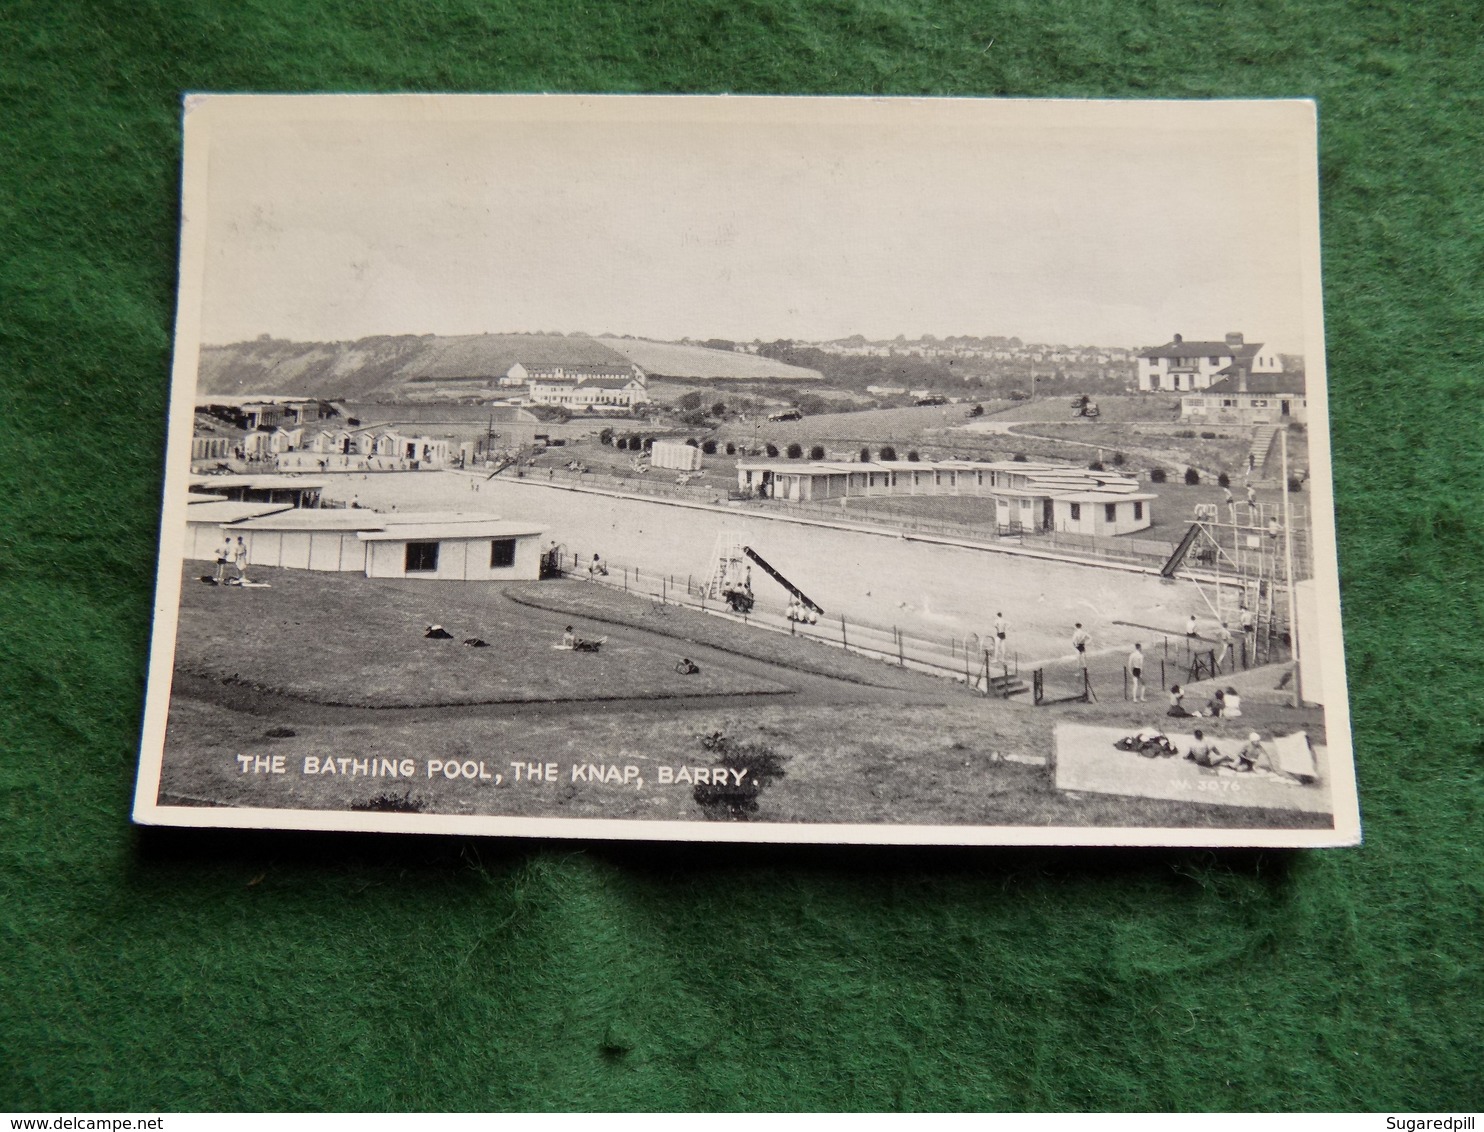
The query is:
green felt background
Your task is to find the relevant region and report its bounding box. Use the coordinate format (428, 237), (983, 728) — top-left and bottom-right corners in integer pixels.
(2, 0), (1480, 1113)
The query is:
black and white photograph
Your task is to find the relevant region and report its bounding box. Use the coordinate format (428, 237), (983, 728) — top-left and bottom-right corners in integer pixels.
(133, 94), (1359, 845)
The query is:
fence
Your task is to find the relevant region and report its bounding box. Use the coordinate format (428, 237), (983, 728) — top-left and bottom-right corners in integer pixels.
(1028, 630), (1293, 709)
(548, 550), (1023, 694)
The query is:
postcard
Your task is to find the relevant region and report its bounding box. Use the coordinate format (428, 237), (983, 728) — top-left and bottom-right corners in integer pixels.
(133, 94), (1359, 845)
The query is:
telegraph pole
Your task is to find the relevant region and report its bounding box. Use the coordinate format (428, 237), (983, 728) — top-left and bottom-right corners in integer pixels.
(1280, 428), (1303, 707)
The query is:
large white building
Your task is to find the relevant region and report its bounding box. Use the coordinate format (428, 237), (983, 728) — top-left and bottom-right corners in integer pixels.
(1136, 332), (1282, 393)
(735, 459), (1155, 536)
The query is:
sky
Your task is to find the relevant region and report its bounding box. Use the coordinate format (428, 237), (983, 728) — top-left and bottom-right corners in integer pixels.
(191, 96), (1320, 354)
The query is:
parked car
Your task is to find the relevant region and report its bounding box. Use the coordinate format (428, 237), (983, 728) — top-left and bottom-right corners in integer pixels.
(914, 394), (947, 406)
(767, 408), (803, 421)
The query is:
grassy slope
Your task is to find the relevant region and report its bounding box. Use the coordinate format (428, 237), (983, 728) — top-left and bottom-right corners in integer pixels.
(174, 566), (790, 706)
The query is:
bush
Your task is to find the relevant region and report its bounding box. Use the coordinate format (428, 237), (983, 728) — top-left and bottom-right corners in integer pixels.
(1111, 451), (1126, 466)
(1288, 475), (1304, 493)
(765, 443), (779, 458)
(1200, 431), (1217, 440)
(879, 445), (897, 461)
(677, 392), (703, 411)
(684, 437), (699, 447)
(1174, 429), (1197, 439)
(724, 442), (736, 456)
(1087, 460), (1105, 472)
(642, 437), (654, 451)
(1217, 472), (1230, 487)
(809, 445), (825, 460)
(785, 442), (803, 459)
(1012, 453), (1028, 462)
(598, 428), (614, 446)
(860, 446), (870, 462)
(906, 450), (920, 462)
(1149, 467), (1167, 483)
(1184, 467), (1201, 486)
(614, 437), (627, 450)
(626, 434), (642, 450)
(711, 401), (726, 418)
(701, 439), (717, 455)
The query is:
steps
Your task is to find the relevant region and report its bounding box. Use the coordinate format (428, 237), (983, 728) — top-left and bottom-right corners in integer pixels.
(1248, 424), (1281, 477)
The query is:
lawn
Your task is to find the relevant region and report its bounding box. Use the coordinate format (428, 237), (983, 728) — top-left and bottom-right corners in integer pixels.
(172, 565), (790, 707)
(160, 692), (1328, 830)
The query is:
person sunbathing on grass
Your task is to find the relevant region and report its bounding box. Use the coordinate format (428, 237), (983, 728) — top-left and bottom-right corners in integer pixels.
(559, 625), (605, 652)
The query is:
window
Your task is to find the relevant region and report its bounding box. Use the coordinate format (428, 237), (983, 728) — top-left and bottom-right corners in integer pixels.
(1070, 502), (1081, 521)
(1209, 356), (1220, 365)
(1134, 501), (1144, 520)
(1105, 503), (1117, 522)
(490, 539), (516, 568)
(405, 541), (439, 573)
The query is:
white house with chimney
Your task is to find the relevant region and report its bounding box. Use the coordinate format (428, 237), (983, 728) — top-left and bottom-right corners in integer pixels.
(1136, 332), (1282, 393)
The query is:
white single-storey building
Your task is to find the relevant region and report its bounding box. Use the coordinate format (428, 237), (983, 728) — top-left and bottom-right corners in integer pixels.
(1180, 372), (1307, 425)
(219, 509), (547, 581)
(650, 439), (703, 471)
(735, 459), (1155, 535)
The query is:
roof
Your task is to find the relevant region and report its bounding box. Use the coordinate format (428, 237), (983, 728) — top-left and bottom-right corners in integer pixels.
(188, 474), (329, 491)
(358, 520), (547, 542)
(1138, 340), (1241, 359)
(227, 510), (389, 532)
(186, 492), (230, 504)
(1056, 491), (1158, 504)
(183, 502), (295, 524)
(195, 395), (327, 407)
(1199, 373), (1307, 396)
(734, 459), (1144, 494)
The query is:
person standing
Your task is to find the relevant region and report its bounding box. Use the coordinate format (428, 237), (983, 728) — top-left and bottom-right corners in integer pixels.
(213, 535), (232, 583)
(1224, 485), (1237, 525)
(1215, 621), (1233, 670)
(1071, 623), (1091, 658)
(1127, 642), (1146, 702)
(992, 612), (1007, 664)
(1185, 613), (1198, 638)
(232, 536), (249, 584)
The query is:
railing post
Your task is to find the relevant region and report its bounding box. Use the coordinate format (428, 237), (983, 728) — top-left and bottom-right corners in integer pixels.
(840, 613), (848, 651)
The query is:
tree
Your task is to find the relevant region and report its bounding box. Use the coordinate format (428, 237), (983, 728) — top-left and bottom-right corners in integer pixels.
(765, 443), (779, 458)
(1012, 453), (1028, 462)
(598, 428), (614, 446)
(1288, 474), (1304, 493)
(1111, 451), (1125, 466)
(1184, 467), (1201, 485)
(724, 441), (736, 455)
(615, 437), (627, 450)
(1217, 471), (1230, 487)
(809, 445), (825, 460)
(879, 445), (897, 461)
(786, 442), (803, 459)
(677, 392), (703, 411)
(906, 450), (920, 462)
(701, 439), (717, 454)
(626, 434), (642, 450)
(711, 401), (727, 418)
(1149, 466), (1167, 483)
(860, 446), (870, 462)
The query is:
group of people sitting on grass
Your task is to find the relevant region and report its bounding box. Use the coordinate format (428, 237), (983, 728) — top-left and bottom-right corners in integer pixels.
(1116, 727), (1273, 774)
(1166, 684), (1242, 719)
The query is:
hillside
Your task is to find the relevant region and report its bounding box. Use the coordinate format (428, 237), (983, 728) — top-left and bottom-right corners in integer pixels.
(597, 337), (822, 380)
(197, 333), (635, 399)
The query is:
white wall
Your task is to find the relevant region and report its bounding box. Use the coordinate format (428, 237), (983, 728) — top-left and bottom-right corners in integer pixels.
(365, 535), (542, 581)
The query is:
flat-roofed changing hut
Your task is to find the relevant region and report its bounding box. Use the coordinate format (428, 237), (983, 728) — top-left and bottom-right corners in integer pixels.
(734, 459), (1155, 536)
(209, 510), (548, 580)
